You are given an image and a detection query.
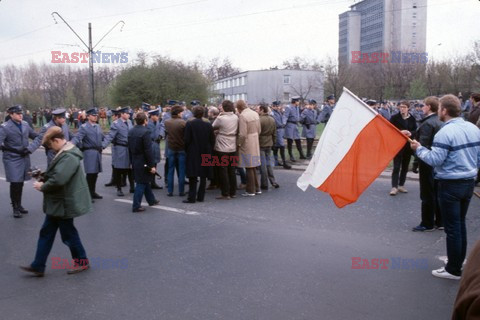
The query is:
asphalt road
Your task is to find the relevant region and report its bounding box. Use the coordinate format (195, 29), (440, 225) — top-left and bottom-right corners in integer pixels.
(1, 150), (479, 320)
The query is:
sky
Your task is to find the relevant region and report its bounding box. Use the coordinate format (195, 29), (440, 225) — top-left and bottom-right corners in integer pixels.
(0, 0), (479, 70)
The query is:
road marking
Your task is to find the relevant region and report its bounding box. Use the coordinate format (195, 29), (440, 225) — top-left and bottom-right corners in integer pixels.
(0, 177), (5, 181)
(114, 199), (201, 216)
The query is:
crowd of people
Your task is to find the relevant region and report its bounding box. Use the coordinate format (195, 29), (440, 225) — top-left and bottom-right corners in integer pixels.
(1, 93), (479, 287)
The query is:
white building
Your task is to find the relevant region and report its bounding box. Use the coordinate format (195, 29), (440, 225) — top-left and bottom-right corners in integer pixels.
(211, 69), (324, 105)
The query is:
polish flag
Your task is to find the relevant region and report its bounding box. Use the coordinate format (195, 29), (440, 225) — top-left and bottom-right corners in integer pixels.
(297, 88), (408, 208)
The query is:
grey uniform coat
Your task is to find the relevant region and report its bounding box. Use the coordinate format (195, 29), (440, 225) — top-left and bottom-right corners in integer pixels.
(282, 104), (301, 140)
(161, 112), (170, 158)
(318, 104), (335, 124)
(147, 119), (162, 164)
(271, 110), (286, 147)
(0, 120), (37, 182)
(72, 122), (104, 174)
(102, 118), (133, 169)
(301, 109), (318, 139)
(30, 120), (73, 166)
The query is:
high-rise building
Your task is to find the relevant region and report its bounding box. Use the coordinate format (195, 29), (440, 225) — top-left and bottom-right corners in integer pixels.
(339, 0), (427, 65)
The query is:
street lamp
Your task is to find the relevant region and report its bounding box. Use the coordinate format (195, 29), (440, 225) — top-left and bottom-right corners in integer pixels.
(51, 12), (124, 107)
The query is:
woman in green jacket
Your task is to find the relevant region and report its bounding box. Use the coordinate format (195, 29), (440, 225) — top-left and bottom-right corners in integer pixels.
(20, 126), (91, 277)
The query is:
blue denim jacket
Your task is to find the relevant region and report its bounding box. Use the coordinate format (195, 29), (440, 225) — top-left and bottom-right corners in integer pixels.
(416, 117), (480, 180)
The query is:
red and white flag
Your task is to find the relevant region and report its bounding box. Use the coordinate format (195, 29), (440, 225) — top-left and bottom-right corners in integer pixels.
(297, 88), (408, 208)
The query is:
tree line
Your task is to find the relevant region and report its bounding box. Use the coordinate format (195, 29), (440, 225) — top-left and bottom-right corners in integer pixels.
(0, 41), (478, 110)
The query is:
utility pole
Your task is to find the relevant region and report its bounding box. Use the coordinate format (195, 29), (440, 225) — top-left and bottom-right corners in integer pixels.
(51, 12), (124, 107)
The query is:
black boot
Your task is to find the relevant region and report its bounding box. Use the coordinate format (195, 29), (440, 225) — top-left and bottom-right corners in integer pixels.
(287, 139), (295, 162)
(17, 182), (28, 213)
(12, 205), (22, 218)
(128, 170), (135, 193)
(306, 138), (314, 159)
(295, 139), (306, 159)
(279, 147), (291, 169)
(105, 166), (115, 187)
(10, 183), (23, 218)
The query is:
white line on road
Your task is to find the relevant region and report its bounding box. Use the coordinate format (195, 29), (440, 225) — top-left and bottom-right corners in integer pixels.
(0, 177), (5, 181)
(114, 199), (201, 216)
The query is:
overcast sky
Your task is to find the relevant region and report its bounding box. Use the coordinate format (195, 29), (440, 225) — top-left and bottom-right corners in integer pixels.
(0, 0), (478, 70)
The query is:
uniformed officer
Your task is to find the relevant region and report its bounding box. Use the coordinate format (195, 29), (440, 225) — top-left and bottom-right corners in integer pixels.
(105, 108), (120, 187)
(30, 108), (73, 166)
(72, 108), (104, 200)
(142, 102), (151, 112)
(147, 108), (164, 189)
(301, 99), (318, 159)
(0, 105), (38, 218)
(102, 107), (134, 196)
(378, 101), (392, 120)
(181, 101), (194, 121)
(282, 97), (306, 162)
(270, 101), (291, 169)
(318, 95), (336, 124)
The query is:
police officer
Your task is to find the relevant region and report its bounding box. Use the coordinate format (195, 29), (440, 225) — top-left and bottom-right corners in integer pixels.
(271, 101), (291, 169)
(282, 97), (306, 162)
(0, 105), (38, 218)
(181, 101), (194, 121)
(102, 107), (134, 196)
(318, 95), (336, 124)
(162, 100), (175, 186)
(30, 108), (73, 166)
(72, 108), (104, 200)
(301, 99), (318, 159)
(104, 108), (120, 187)
(147, 108), (164, 189)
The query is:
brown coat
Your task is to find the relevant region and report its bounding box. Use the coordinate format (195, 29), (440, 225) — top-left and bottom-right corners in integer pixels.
(237, 108), (261, 168)
(258, 114), (276, 148)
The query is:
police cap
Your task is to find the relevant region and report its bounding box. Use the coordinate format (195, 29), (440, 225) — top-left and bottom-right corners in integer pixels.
(308, 99), (317, 105)
(291, 96), (300, 103)
(148, 109), (160, 116)
(167, 100), (177, 106)
(327, 95), (335, 101)
(7, 105), (23, 114)
(52, 108), (66, 118)
(366, 100), (377, 106)
(86, 108), (98, 116)
(272, 101), (281, 106)
(118, 107), (129, 114)
(190, 100), (200, 106)
(142, 102), (151, 111)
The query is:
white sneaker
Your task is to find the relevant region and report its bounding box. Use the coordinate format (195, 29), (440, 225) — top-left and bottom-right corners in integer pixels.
(389, 187), (398, 196)
(431, 267), (461, 280)
(398, 186), (408, 193)
(241, 192), (255, 197)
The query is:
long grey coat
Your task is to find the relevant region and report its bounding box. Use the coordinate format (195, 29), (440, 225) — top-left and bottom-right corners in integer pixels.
(271, 109), (286, 147)
(301, 108), (318, 139)
(0, 120), (37, 182)
(147, 119), (163, 164)
(102, 118), (133, 169)
(282, 104), (301, 140)
(30, 120), (73, 166)
(72, 122), (104, 174)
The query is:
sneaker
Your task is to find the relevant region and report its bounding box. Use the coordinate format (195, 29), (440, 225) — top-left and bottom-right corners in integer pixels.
(255, 191), (262, 195)
(412, 225), (435, 232)
(398, 186), (408, 193)
(389, 187), (398, 196)
(241, 192), (255, 197)
(431, 267), (461, 280)
(436, 226), (444, 230)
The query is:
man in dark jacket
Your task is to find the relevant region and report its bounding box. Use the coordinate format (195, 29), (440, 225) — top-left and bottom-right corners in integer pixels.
(183, 106), (215, 203)
(412, 97), (444, 232)
(128, 112), (159, 212)
(21, 126), (91, 276)
(389, 101), (417, 195)
(257, 104), (279, 190)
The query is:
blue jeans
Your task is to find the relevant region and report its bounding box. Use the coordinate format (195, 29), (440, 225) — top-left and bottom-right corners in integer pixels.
(437, 179), (475, 276)
(133, 183), (156, 210)
(167, 148), (185, 194)
(31, 216), (87, 273)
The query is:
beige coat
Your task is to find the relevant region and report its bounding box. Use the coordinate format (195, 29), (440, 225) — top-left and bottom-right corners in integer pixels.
(212, 112), (238, 153)
(237, 108), (261, 168)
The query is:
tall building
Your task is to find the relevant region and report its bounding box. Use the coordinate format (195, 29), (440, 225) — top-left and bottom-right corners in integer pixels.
(339, 0), (427, 65)
(211, 69), (324, 105)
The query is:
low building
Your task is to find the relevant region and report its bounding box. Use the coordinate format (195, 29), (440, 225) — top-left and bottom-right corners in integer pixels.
(211, 69), (324, 105)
